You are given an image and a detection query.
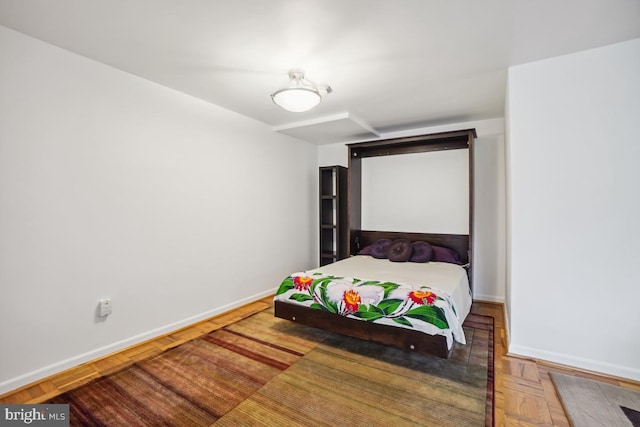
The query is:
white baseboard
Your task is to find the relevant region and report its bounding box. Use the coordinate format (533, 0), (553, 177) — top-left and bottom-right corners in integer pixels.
(0, 289), (276, 395)
(473, 294), (505, 304)
(508, 344), (640, 382)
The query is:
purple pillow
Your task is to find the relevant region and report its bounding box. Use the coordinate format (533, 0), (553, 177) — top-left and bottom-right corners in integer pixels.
(357, 245), (374, 255)
(410, 241), (434, 263)
(387, 239), (413, 262)
(370, 239), (391, 259)
(357, 239), (391, 258)
(432, 245), (462, 264)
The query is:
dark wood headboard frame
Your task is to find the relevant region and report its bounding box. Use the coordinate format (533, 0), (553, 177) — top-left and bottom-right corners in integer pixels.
(347, 128), (477, 288)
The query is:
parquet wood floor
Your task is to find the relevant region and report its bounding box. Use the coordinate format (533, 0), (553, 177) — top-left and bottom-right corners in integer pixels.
(2, 297), (638, 426)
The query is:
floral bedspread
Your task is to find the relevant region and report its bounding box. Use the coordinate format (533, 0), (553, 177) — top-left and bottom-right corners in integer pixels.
(274, 271), (466, 349)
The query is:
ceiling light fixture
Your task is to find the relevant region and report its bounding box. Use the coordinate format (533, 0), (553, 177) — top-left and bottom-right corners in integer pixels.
(271, 69), (332, 113)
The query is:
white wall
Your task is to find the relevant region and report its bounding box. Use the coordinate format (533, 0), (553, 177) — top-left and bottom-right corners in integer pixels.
(361, 150), (469, 234)
(473, 130), (506, 303)
(0, 26), (317, 393)
(506, 38), (640, 381)
(318, 118), (507, 303)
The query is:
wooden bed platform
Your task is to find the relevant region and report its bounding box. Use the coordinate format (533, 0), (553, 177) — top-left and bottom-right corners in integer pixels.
(274, 299), (452, 358)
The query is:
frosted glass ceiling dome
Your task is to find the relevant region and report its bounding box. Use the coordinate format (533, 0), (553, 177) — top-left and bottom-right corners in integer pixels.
(271, 69), (331, 113)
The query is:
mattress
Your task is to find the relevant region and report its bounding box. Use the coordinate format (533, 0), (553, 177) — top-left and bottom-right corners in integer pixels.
(274, 255), (472, 349)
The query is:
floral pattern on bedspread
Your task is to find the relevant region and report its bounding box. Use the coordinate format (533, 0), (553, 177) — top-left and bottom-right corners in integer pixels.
(274, 272), (466, 349)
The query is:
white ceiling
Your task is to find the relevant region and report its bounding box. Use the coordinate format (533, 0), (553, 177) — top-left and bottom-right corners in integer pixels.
(1, 0), (639, 144)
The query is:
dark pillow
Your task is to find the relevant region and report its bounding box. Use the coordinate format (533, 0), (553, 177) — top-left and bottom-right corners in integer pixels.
(432, 245), (462, 264)
(370, 239), (391, 259)
(410, 241), (434, 263)
(357, 245), (374, 255)
(387, 239), (413, 262)
(357, 239), (391, 259)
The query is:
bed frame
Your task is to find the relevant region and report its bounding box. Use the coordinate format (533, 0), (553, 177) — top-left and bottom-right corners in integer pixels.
(274, 230), (470, 358)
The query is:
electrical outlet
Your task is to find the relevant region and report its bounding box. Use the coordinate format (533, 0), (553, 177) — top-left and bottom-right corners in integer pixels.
(99, 298), (112, 317)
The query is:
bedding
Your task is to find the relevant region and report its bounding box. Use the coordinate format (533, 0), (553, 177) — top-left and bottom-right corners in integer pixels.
(358, 239), (391, 259)
(432, 245), (463, 264)
(274, 255), (472, 349)
(387, 239), (413, 262)
(410, 240), (435, 263)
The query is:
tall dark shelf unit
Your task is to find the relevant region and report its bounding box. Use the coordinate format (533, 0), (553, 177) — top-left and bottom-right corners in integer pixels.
(319, 166), (348, 266)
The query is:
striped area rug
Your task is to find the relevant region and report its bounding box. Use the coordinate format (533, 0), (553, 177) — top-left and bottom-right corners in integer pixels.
(50, 308), (493, 426)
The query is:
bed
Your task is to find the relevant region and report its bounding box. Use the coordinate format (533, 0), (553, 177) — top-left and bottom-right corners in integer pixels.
(275, 131), (475, 358)
(274, 231), (472, 358)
